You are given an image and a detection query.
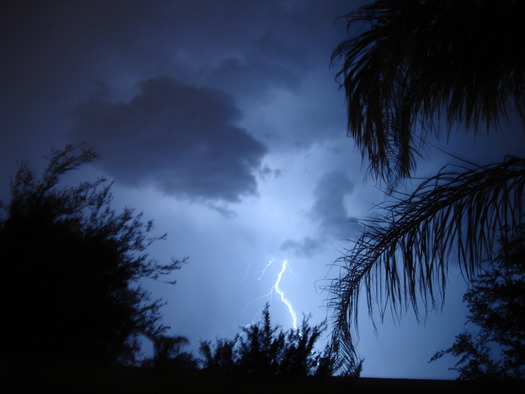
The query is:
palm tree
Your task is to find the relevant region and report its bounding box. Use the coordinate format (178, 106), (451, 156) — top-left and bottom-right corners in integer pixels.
(328, 0), (525, 365)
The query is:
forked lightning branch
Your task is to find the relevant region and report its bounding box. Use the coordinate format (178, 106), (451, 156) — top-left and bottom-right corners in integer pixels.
(257, 259), (298, 330)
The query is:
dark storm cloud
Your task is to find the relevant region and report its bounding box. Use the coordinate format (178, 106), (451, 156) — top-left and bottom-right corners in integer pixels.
(280, 169), (362, 258)
(203, 56), (301, 97)
(71, 77), (267, 202)
(1, 0), (352, 191)
(309, 169), (359, 239)
(280, 237), (321, 258)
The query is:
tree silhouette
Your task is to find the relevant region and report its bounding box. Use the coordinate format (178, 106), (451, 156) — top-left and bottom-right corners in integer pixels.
(198, 337), (238, 376)
(198, 302), (353, 378)
(328, 0), (525, 368)
(236, 303), (286, 376)
(141, 332), (198, 372)
(0, 144), (186, 365)
(430, 223), (525, 380)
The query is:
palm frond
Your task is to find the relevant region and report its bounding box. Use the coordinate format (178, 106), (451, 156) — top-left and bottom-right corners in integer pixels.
(331, 0), (525, 187)
(327, 156), (525, 355)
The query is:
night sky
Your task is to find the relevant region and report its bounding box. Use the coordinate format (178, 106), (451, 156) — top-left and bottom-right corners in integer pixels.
(2, 0), (525, 379)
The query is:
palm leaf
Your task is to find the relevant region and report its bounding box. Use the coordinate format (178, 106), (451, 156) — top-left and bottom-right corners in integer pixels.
(327, 156), (525, 355)
(331, 0), (525, 188)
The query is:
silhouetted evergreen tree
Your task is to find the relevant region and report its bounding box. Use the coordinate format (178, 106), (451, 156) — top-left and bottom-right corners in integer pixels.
(0, 144), (186, 365)
(430, 224), (525, 380)
(199, 337), (238, 375)
(198, 303), (354, 378)
(236, 303), (285, 375)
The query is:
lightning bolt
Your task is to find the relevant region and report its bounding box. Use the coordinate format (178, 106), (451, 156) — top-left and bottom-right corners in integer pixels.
(273, 260), (298, 330)
(257, 259), (275, 281)
(242, 258), (299, 331)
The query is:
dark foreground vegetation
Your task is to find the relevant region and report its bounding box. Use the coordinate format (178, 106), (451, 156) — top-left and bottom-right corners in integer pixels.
(3, 360), (525, 394)
(328, 0), (525, 380)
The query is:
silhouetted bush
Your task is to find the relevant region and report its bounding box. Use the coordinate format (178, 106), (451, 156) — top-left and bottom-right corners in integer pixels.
(198, 302), (359, 378)
(430, 223), (525, 380)
(0, 144), (186, 365)
(140, 333), (199, 372)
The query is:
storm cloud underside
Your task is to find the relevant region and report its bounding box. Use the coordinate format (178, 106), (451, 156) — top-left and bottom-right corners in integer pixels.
(71, 77), (267, 202)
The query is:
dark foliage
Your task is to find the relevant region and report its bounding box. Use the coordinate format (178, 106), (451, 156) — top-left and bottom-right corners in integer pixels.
(430, 224), (525, 380)
(328, 0), (525, 370)
(140, 333), (198, 372)
(331, 0), (525, 187)
(0, 144), (186, 365)
(327, 156), (525, 365)
(198, 302), (360, 378)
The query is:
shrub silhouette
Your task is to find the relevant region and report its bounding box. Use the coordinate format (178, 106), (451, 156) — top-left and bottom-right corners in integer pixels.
(0, 144), (186, 365)
(430, 223), (525, 380)
(140, 333), (198, 372)
(198, 302), (355, 378)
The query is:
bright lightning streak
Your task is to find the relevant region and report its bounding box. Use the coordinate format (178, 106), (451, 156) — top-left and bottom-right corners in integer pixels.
(242, 258), (299, 330)
(273, 260), (298, 330)
(257, 259), (274, 281)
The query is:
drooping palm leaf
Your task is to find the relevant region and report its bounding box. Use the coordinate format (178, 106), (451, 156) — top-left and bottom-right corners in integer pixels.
(327, 156), (525, 357)
(331, 0), (525, 188)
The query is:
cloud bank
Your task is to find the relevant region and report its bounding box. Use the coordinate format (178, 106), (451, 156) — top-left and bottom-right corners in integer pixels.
(71, 77), (267, 202)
